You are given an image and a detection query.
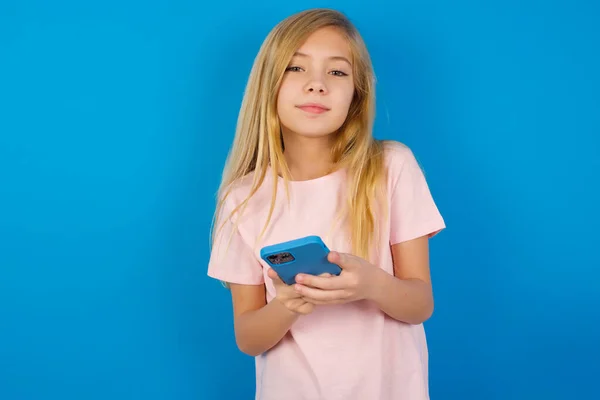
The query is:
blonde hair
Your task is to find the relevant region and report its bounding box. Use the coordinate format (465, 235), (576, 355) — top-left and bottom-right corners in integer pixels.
(211, 8), (387, 262)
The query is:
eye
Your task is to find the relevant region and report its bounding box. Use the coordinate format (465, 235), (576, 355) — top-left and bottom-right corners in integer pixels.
(285, 66), (303, 72)
(330, 70), (348, 77)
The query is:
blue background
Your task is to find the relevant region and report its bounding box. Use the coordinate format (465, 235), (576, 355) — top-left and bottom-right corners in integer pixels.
(1, 1), (599, 399)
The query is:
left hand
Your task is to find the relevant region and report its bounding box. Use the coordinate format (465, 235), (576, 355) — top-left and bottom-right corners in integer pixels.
(294, 251), (380, 305)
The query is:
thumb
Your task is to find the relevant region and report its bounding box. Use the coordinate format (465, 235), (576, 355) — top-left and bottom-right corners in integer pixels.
(327, 251), (354, 270)
(267, 268), (283, 283)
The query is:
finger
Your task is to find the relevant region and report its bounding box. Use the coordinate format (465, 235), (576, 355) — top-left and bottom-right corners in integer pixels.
(267, 268), (284, 285)
(303, 297), (346, 306)
(295, 273), (346, 290)
(295, 302), (314, 315)
(287, 298), (312, 314)
(327, 251), (358, 270)
(318, 273), (332, 277)
(287, 298), (305, 310)
(295, 284), (349, 302)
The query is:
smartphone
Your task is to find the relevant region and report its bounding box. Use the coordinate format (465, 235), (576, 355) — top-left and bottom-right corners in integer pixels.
(260, 235), (342, 285)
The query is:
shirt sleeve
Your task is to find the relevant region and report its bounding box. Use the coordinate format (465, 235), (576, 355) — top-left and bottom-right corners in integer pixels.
(207, 199), (265, 285)
(389, 145), (446, 245)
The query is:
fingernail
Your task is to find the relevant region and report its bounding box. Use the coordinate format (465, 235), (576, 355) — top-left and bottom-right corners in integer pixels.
(296, 275), (303, 282)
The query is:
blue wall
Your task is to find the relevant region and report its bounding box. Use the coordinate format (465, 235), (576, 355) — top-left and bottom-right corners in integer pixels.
(1, 1), (598, 399)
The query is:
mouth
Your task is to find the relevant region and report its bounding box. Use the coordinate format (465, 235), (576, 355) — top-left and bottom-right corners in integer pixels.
(296, 103), (330, 114)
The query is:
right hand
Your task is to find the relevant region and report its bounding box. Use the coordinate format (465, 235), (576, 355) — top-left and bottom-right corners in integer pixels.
(267, 269), (331, 315)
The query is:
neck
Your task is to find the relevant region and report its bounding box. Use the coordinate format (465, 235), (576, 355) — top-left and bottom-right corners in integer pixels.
(281, 131), (335, 181)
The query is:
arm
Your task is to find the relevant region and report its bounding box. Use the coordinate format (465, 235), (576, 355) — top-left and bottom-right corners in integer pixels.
(294, 235), (434, 325)
(292, 146), (443, 323)
(230, 267), (316, 356)
(230, 283), (298, 356)
(368, 235), (434, 324)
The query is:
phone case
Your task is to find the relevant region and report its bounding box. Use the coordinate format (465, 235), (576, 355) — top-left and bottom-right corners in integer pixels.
(260, 235), (342, 285)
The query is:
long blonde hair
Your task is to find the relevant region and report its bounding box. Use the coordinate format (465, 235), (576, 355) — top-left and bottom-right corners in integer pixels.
(212, 8), (387, 262)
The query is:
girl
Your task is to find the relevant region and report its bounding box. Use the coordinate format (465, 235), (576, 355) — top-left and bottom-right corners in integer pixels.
(208, 8), (445, 400)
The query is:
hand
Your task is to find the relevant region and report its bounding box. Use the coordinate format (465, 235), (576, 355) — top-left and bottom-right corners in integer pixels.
(294, 251), (380, 305)
(267, 268), (331, 315)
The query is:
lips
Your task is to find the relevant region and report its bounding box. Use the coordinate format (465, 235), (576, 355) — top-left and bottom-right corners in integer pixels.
(296, 103), (330, 114)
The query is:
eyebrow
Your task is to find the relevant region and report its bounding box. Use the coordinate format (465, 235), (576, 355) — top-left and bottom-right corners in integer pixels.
(293, 51), (352, 66)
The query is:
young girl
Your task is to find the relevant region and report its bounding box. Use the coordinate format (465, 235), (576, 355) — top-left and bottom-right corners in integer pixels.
(208, 8), (445, 400)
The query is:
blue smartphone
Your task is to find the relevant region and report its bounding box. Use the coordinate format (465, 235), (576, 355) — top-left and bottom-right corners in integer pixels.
(260, 235), (342, 285)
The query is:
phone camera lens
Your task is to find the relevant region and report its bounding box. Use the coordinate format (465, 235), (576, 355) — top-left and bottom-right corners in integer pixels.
(267, 252), (294, 265)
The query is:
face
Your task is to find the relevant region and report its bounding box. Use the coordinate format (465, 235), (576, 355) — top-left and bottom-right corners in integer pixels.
(276, 26), (355, 139)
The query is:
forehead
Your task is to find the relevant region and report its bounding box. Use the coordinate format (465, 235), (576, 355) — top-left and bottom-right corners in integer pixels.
(295, 26), (352, 59)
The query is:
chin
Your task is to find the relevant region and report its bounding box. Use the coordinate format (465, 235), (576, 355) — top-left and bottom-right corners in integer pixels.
(282, 122), (343, 139)
(295, 130), (336, 138)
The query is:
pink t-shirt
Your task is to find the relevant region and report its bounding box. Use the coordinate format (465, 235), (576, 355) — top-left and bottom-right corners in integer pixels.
(208, 142), (446, 400)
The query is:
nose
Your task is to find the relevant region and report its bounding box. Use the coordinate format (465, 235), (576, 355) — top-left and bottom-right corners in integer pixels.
(304, 74), (328, 94)
(307, 85), (326, 94)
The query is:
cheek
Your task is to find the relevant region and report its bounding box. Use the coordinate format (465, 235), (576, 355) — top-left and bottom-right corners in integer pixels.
(343, 83), (355, 107)
(336, 85), (355, 113)
(329, 87), (355, 124)
(276, 82), (296, 113)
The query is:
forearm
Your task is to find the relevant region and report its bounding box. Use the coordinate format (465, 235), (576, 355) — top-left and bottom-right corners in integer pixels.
(234, 298), (299, 356)
(368, 268), (434, 324)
